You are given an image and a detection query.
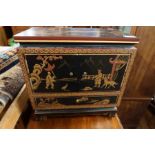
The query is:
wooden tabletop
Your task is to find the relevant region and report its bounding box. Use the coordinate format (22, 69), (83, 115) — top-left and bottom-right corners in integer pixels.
(27, 115), (123, 129)
(14, 27), (138, 44)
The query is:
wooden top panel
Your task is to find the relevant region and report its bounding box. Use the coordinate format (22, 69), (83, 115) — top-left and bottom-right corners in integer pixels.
(14, 27), (139, 43)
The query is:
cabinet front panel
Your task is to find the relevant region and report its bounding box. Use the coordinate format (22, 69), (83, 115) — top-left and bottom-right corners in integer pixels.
(35, 95), (118, 110)
(25, 54), (130, 93)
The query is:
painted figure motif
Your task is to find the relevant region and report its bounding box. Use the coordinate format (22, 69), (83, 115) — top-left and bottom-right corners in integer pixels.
(94, 69), (104, 88)
(82, 70), (104, 88)
(30, 55), (63, 90)
(45, 72), (55, 89)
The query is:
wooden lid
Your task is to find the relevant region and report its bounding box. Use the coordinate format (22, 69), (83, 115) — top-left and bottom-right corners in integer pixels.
(14, 27), (139, 44)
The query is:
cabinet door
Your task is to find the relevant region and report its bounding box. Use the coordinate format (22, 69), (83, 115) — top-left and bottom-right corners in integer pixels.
(25, 53), (130, 93)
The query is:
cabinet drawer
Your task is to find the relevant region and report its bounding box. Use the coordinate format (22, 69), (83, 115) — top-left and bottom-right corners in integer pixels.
(24, 53), (130, 93)
(35, 95), (118, 110)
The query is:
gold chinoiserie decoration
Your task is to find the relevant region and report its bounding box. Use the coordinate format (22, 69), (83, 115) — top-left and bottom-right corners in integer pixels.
(45, 72), (56, 89)
(30, 64), (42, 90)
(29, 55), (63, 90)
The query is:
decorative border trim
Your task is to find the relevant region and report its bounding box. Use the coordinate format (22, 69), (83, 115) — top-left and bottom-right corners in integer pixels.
(18, 47), (136, 54)
(117, 48), (137, 106)
(32, 91), (120, 97)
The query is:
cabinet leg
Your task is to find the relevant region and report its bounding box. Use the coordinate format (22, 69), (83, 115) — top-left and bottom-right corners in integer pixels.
(32, 114), (48, 121)
(108, 112), (116, 117)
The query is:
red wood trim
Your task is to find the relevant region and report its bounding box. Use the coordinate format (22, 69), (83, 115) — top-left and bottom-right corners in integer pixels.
(14, 36), (139, 43)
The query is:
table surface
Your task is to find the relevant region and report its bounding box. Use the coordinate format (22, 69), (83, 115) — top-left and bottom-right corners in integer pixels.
(14, 27), (138, 43)
(27, 115), (123, 129)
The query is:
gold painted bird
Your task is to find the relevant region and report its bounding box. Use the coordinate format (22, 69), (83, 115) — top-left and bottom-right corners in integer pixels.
(61, 84), (68, 91)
